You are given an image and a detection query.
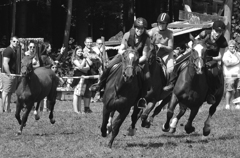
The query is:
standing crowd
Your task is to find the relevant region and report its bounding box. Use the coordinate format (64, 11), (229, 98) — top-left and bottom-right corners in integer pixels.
(0, 12), (240, 114)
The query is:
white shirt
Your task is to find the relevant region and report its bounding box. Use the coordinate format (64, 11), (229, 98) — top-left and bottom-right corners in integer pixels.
(222, 50), (240, 76)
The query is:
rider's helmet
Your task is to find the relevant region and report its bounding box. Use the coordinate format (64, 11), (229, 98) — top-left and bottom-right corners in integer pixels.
(212, 20), (225, 32)
(134, 17), (148, 29)
(157, 13), (171, 24)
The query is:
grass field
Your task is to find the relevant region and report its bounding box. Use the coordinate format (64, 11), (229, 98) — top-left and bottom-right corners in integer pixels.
(0, 98), (240, 158)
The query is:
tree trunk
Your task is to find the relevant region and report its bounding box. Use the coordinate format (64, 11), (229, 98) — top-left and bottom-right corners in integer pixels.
(63, 0), (72, 53)
(11, 0), (16, 37)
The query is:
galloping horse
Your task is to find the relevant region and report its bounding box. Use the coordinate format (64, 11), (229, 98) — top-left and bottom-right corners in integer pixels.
(162, 34), (224, 136)
(15, 56), (59, 135)
(129, 44), (172, 129)
(101, 48), (141, 148)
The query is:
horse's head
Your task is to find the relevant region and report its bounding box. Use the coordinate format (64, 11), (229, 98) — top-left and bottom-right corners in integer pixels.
(189, 34), (207, 75)
(121, 48), (139, 82)
(21, 56), (34, 76)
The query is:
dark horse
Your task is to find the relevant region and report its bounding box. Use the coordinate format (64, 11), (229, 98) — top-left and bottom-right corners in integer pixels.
(162, 35), (224, 136)
(101, 48), (141, 148)
(15, 56), (59, 135)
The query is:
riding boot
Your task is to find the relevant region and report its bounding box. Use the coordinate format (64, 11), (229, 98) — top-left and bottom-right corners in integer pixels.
(206, 66), (218, 104)
(89, 68), (109, 92)
(163, 69), (178, 91)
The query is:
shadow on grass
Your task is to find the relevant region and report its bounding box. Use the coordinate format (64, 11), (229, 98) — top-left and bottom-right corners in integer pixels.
(126, 142), (164, 148)
(32, 130), (75, 136)
(158, 132), (201, 138)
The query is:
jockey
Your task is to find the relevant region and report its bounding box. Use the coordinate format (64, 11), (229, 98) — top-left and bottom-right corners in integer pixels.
(148, 13), (174, 89)
(89, 17), (151, 106)
(163, 20), (228, 104)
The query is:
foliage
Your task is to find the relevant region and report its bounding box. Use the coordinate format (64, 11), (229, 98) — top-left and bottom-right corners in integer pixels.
(85, 0), (124, 28)
(232, 0), (240, 51)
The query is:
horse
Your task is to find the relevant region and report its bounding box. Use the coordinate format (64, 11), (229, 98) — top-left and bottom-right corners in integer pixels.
(15, 56), (59, 135)
(101, 48), (142, 148)
(162, 34), (224, 136)
(125, 44), (174, 131)
(139, 43), (193, 128)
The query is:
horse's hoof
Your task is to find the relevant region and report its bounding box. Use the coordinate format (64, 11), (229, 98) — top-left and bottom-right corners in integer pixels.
(16, 131), (22, 136)
(33, 110), (37, 115)
(141, 120), (151, 128)
(127, 127), (136, 136)
(185, 126), (195, 134)
(102, 132), (107, 137)
(203, 126), (211, 136)
(50, 119), (55, 124)
(149, 116), (154, 124)
(107, 142), (113, 149)
(35, 115), (40, 121)
(162, 124), (170, 132)
(106, 124), (112, 135)
(169, 127), (176, 133)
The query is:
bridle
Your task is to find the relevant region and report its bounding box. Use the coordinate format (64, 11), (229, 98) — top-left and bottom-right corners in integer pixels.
(190, 40), (207, 74)
(121, 50), (138, 81)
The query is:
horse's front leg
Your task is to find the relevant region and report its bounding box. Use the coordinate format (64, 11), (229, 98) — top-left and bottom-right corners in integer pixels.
(203, 98), (221, 136)
(107, 111), (115, 135)
(34, 101), (41, 121)
(101, 105), (111, 137)
(185, 107), (200, 134)
(169, 103), (187, 133)
(17, 103), (33, 135)
(163, 93), (178, 132)
(141, 100), (156, 128)
(149, 95), (171, 124)
(48, 100), (56, 124)
(128, 104), (142, 136)
(15, 98), (23, 125)
(108, 107), (131, 148)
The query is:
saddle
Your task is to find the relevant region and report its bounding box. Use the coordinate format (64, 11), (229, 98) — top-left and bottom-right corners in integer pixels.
(156, 50), (190, 82)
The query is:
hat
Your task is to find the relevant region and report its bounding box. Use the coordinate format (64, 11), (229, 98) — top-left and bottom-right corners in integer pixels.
(212, 20), (225, 31)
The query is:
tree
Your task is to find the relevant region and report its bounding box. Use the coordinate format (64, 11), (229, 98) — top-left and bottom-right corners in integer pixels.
(63, 0), (72, 53)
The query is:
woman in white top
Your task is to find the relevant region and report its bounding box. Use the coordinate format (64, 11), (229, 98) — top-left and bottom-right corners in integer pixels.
(222, 40), (240, 109)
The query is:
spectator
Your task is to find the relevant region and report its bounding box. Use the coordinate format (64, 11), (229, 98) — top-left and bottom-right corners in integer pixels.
(82, 37), (102, 112)
(40, 41), (65, 68)
(92, 38), (109, 66)
(24, 41), (41, 68)
(71, 46), (92, 114)
(222, 40), (240, 109)
(0, 36), (19, 113)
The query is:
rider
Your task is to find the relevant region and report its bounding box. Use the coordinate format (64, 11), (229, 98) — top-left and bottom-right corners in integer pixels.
(89, 17), (151, 106)
(148, 12), (174, 83)
(163, 20), (228, 104)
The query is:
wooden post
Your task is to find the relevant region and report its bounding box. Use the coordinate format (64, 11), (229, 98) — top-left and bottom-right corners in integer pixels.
(224, 0), (232, 41)
(11, 0), (16, 37)
(101, 36), (107, 70)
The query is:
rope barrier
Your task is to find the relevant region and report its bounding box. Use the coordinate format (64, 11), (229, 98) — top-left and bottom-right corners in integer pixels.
(0, 73), (99, 79)
(224, 74), (240, 78)
(0, 73), (22, 77)
(62, 75), (99, 79)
